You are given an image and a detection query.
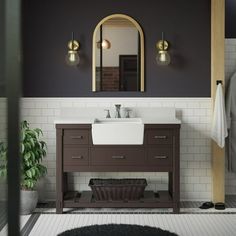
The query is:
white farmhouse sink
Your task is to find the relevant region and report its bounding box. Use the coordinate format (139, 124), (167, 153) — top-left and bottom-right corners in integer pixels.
(92, 118), (144, 145)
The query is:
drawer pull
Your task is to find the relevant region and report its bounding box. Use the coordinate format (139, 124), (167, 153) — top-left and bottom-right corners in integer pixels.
(154, 135), (167, 139)
(112, 155), (125, 159)
(154, 155), (167, 159)
(71, 156), (83, 159)
(70, 135), (83, 139)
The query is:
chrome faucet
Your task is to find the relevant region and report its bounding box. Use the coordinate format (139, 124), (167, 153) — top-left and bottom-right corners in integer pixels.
(104, 109), (111, 118)
(125, 109), (132, 118)
(115, 104), (121, 118)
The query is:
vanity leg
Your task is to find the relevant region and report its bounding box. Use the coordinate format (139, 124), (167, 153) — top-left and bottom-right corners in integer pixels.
(56, 170), (63, 214)
(168, 172), (173, 196)
(56, 172), (63, 214)
(56, 199), (63, 214)
(63, 173), (68, 193)
(173, 202), (180, 214)
(56, 128), (63, 214)
(172, 130), (180, 214)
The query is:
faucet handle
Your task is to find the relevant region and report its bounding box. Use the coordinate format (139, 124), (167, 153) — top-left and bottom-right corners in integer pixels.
(104, 109), (111, 118)
(125, 109), (132, 118)
(114, 104), (121, 118)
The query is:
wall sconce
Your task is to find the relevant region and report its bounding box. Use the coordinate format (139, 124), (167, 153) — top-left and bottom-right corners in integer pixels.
(96, 39), (111, 49)
(156, 32), (171, 66)
(65, 32), (80, 66)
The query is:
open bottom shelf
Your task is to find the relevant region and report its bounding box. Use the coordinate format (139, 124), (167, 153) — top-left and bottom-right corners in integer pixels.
(63, 190), (176, 209)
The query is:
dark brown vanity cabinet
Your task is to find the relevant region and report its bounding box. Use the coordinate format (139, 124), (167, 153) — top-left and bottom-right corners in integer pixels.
(56, 124), (180, 213)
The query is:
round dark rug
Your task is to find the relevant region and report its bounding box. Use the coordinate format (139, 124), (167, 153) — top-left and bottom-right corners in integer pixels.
(58, 224), (178, 236)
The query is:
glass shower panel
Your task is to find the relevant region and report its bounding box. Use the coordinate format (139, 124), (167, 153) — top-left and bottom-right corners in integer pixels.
(0, 86), (7, 234)
(0, 0), (7, 232)
(0, 1), (21, 235)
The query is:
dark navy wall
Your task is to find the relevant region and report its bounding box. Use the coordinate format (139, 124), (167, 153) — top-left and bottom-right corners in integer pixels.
(226, 0), (236, 38)
(0, 0), (5, 96)
(22, 0), (211, 97)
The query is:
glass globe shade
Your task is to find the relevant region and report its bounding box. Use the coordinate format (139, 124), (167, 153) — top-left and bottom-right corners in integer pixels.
(156, 50), (171, 66)
(65, 51), (80, 66)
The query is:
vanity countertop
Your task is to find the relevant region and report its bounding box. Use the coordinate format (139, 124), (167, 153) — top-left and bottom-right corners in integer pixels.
(54, 117), (181, 125)
(54, 118), (95, 125)
(141, 118), (181, 124)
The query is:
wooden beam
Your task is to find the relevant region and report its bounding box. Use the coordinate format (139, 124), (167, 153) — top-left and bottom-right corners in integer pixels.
(211, 0), (225, 203)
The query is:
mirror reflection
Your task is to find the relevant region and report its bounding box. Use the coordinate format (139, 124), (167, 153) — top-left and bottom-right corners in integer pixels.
(93, 14), (144, 92)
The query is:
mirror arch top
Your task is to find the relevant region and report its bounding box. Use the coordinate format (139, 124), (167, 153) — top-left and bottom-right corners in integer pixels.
(92, 14), (145, 92)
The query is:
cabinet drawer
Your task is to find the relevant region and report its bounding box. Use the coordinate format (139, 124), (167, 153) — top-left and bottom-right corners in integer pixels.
(146, 129), (173, 145)
(91, 148), (145, 166)
(63, 130), (89, 145)
(63, 147), (89, 166)
(147, 147), (172, 166)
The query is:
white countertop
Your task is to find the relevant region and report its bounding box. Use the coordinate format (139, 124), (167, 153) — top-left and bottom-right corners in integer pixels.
(142, 118), (181, 124)
(54, 118), (95, 124)
(54, 117), (181, 125)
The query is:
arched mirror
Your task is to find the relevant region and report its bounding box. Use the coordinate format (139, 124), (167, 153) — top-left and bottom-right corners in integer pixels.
(92, 14), (144, 92)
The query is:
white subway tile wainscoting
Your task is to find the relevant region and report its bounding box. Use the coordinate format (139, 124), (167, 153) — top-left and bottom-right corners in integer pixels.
(18, 97), (213, 201)
(225, 38), (236, 195)
(2, 95), (235, 201)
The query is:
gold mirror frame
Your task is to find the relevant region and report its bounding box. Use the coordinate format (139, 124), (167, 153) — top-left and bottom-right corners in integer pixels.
(92, 14), (145, 92)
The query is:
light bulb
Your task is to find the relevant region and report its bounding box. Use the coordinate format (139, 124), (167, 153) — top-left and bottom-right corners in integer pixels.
(156, 50), (171, 66)
(97, 39), (111, 49)
(101, 39), (110, 49)
(65, 51), (80, 66)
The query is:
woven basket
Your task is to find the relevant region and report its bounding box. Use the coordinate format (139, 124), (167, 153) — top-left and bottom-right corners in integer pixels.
(89, 178), (147, 201)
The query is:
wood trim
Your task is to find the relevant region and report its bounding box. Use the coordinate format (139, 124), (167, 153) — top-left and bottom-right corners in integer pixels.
(56, 128), (63, 214)
(211, 0), (225, 203)
(173, 128), (180, 213)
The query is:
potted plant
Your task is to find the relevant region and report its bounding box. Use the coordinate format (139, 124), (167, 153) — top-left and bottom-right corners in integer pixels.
(0, 121), (47, 214)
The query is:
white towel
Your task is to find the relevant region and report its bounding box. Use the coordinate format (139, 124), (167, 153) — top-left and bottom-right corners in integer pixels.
(211, 83), (228, 148)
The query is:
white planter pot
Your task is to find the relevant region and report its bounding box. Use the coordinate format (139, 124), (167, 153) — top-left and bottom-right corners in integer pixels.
(20, 190), (38, 215)
(36, 177), (46, 203)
